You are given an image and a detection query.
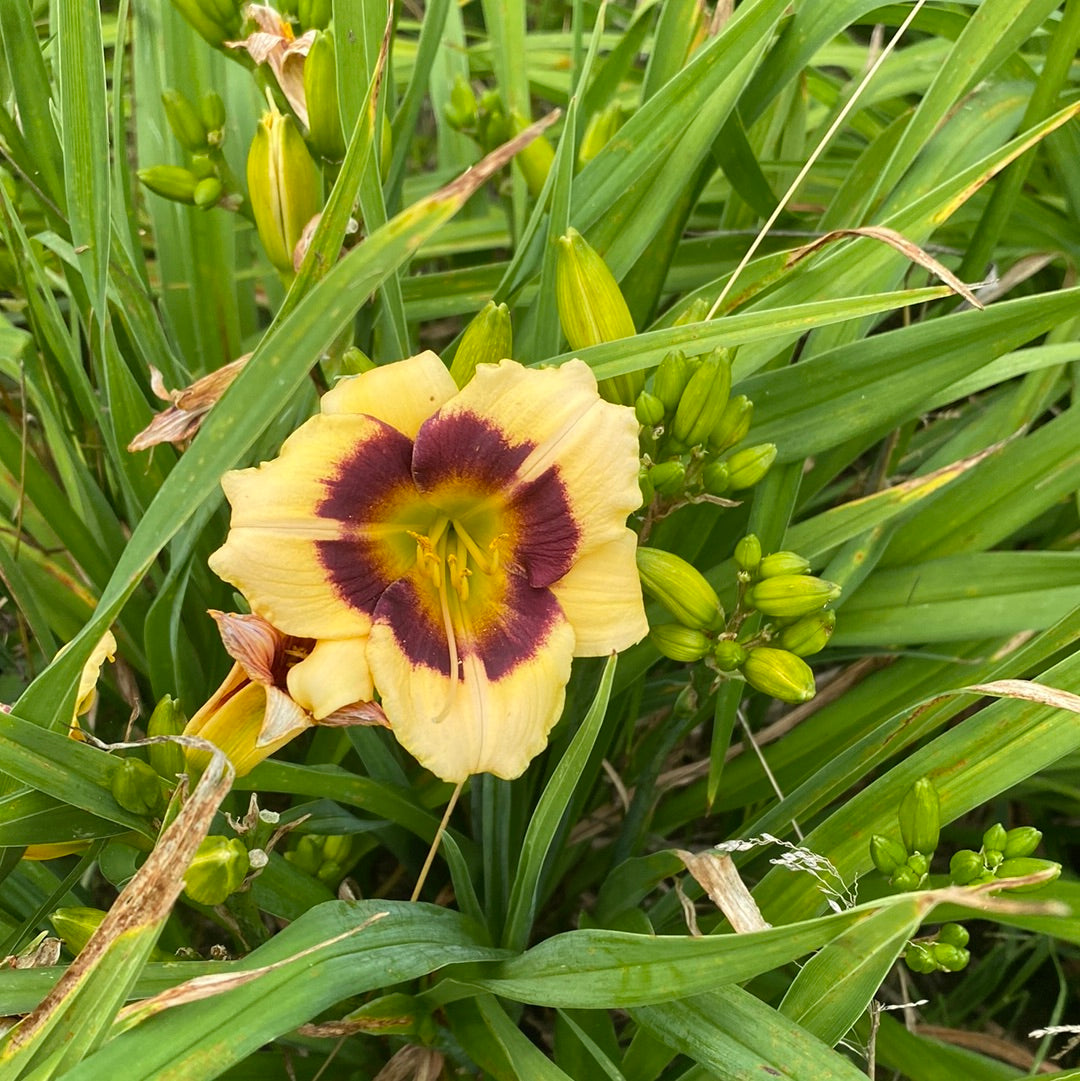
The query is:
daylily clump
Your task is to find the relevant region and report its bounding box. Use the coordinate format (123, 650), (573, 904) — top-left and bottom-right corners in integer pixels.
(210, 353), (647, 781)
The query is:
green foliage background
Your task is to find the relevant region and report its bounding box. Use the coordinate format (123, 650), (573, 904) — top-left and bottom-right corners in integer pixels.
(0, 0), (1078, 1077)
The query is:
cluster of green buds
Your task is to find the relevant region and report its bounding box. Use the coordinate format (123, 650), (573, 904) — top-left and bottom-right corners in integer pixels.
(285, 832), (357, 886)
(905, 923), (971, 974)
(444, 77), (554, 196)
(555, 227), (642, 406)
(870, 776), (941, 892)
(948, 822), (1060, 891)
(138, 89), (230, 211)
(638, 537), (838, 704)
(635, 331), (775, 526)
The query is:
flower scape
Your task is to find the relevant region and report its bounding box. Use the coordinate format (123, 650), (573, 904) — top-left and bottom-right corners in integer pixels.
(209, 352), (648, 782)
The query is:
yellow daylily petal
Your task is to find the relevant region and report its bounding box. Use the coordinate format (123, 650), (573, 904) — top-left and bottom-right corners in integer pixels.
(210, 413), (418, 639)
(321, 350), (457, 438)
(23, 841), (92, 861)
(286, 636), (373, 720)
(62, 630), (116, 718)
(437, 359), (641, 558)
(550, 532), (648, 655)
(368, 612), (575, 782)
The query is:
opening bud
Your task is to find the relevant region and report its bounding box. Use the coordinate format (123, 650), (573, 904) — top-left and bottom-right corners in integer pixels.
(741, 647), (816, 703)
(636, 547), (724, 631)
(650, 624), (712, 663)
(745, 575), (841, 619)
(450, 301), (513, 388)
(725, 443), (777, 491)
(183, 836), (250, 906)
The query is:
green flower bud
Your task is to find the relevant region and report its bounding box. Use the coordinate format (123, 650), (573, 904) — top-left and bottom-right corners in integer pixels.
(671, 349), (732, 449)
(193, 176), (223, 209)
(200, 91), (226, 143)
(651, 624), (711, 663)
(444, 73), (478, 131)
(510, 109), (555, 198)
(778, 609), (836, 657)
(937, 923), (969, 948)
(713, 639), (747, 671)
(701, 460), (729, 496)
(138, 165), (200, 204)
(147, 695), (186, 781)
(50, 907), (107, 956)
(304, 30), (347, 161)
(340, 346), (376, 375)
(450, 301), (513, 388)
(869, 834), (908, 876)
(898, 777), (941, 857)
(555, 228), (641, 405)
(741, 647), (816, 703)
(111, 757), (164, 817)
(183, 836), (250, 906)
(949, 849), (985, 885)
(1003, 826), (1042, 859)
(672, 297), (709, 326)
(906, 851), (929, 877)
(200, 0), (241, 30)
(638, 467), (655, 507)
(709, 394), (753, 452)
(285, 834), (322, 875)
(981, 823), (1008, 854)
(162, 89), (209, 153)
(652, 351), (690, 414)
(297, 0), (331, 29)
(734, 534), (762, 574)
(995, 857), (1061, 891)
(746, 575), (842, 620)
(725, 443), (777, 491)
(984, 848), (1003, 870)
(189, 153), (216, 179)
(890, 866), (921, 892)
(636, 546), (725, 631)
(577, 102), (625, 169)
(905, 943), (937, 973)
(635, 391), (666, 427)
(247, 109), (322, 275)
(171, 0), (239, 47)
(649, 459), (686, 496)
(758, 551), (811, 578)
(933, 943), (969, 972)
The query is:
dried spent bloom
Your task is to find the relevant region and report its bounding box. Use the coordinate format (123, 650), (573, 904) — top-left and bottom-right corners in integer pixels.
(209, 353), (647, 782)
(184, 611), (386, 777)
(228, 5), (313, 126)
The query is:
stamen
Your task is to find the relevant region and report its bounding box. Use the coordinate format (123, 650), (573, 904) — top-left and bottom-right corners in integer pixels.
(452, 519), (493, 575)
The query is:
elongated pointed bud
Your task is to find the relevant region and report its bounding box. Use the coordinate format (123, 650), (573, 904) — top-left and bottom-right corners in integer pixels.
(304, 30), (346, 161)
(725, 443), (777, 491)
(138, 165), (200, 204)
(713, 639), (747, 671)
(111, 757), (165, 817)
(450, 301), (513, 387)
(734, 534), (761, 574)
(650, 624), (711, 663)
(710, 394), (753, 452)
(758, 551), (811, 578)
(869, 835), (908, 875)
(183, 836), (250, 906)
(652, 351), (690, 414)
(1003, 826), (1042, 858)
(778, 609), (836, 657)
(741, 647), (816, 703)
(444, 73), (478, 130)
(636, 547), (724, 631)
(247, 109), (321, 275)
(671, 348), (732, 449)
(994, 857), (1061, 891)
(509, 109), (555, 197)
(555, 227), (642, 405)
(50, 907), (107, 956)
(746, 575), (841, 619)
(578, 102), (624, 169)
(898, 777), (940, 856)
(162, 89), (209, 152)
(147, 695), (186, 780)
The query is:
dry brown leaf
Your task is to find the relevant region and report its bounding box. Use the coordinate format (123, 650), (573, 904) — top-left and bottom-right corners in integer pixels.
(675, 850), (770, 933)
(373, 1046), (444, 1081)
(959, 679), (1080, 715)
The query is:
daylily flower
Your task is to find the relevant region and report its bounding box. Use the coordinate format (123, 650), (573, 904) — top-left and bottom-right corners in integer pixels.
(209, 353), (647, 782)
(184, 611), (386, 777)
